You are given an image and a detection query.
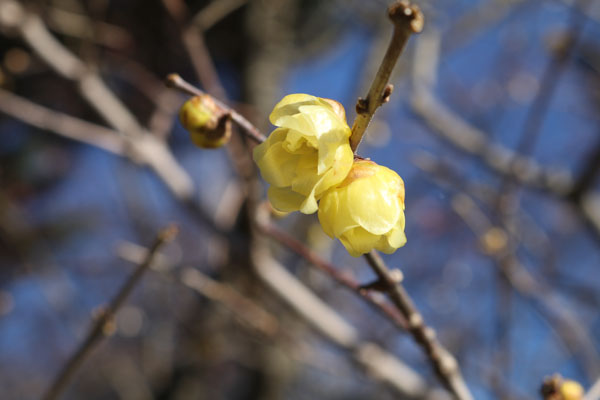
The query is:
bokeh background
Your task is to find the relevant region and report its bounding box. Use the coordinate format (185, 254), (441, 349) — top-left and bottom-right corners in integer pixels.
(1, 0), (599, 399)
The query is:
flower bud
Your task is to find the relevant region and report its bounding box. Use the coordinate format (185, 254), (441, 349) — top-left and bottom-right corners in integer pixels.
(318, 160), (406, 257)
(179, 95), (231, 148)
(253, 94), (353, 214)
(560, 380), (583, 400)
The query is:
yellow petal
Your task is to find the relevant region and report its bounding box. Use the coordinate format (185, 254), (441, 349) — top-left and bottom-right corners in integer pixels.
(314, 144), (353, 197)
(347, 173), (400, 235)
(255, 141), (298, 187)
(269, 94), (320, 126)
(267, 186), (305, 212)
(318, 185), (359, 237)
(339, 227), (380, 257)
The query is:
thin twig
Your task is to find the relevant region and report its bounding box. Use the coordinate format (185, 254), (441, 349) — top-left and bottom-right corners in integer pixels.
(349, 0), (423, 152)
(165, 73), (266, 143)
(41, 225), (178, 400)
(257, 218), (407, 330)
(192, 0), (248, 31)
(0, 88), (125, 155)
(0, 0), (194, 199)
(409, 12), (600, 245)
(495, 0), (592, 207)
(364, 251), (473, 400)
(251, 240), (449, 400)
(451, 193), (600, 380)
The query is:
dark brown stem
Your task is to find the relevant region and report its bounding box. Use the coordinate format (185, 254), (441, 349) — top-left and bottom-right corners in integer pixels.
(364, 251), (473, 400)
(41, 226), (178, 400)
(349, 1), (423, 152)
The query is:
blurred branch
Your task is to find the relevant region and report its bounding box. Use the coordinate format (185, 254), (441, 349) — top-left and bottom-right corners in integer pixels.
(349, 0), (423, 152)
(584, 377), (600, 400)
(451, 193), (600, 379)
(250, 238), (449, 400)
(256, 210), (408, 330)
(0, 88), (125, 155)
(0, 0), (194, 199)
(568, 140), (600, 202)
(192, 0), (248, 31)
(364, 251), (473, 400)
(45, 6), (133, 49)
(412, 151), (600, 380)
(495, 0), (592, 209)
(180, 267), (280, 337)
(512, 0), (590, 159)
(162, 0), (227, 100)
(411, 87), (573, 194)
(117, 237), (279, 337)
(41, 225), (178, 400)
(409, 24), (600, 244)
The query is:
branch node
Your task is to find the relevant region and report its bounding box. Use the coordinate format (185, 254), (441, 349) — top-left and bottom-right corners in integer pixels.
(389, 268), (403, 283)
(359, 278), (389, 292)
(356, 97), (369, 114)
(408, 313), (424, 330)
(382, 84), (394, 103)
(388, 1), (424, 33)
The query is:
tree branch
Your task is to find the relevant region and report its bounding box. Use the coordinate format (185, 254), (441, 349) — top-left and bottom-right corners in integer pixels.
(165, 73), (266, 144)
(349, 0), (423, 152)
(0, 88), (126, 156)
(256, 215), (407, 330)
(41, 225), (178, 400)
(0, 0), (194, 199)
(364, 251), (473, 400)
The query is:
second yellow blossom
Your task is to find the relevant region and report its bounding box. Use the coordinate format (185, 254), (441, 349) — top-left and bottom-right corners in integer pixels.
(318, 160), (407, 257)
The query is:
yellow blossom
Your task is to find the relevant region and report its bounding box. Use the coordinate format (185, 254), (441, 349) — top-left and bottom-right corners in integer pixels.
(560, 380), (583, 400)
(253, 94), (353, 214)
(318, 160), (406, 257)
(179, 95), (231, 148)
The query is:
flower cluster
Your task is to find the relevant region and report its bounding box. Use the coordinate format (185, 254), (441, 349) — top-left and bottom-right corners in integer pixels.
(254, 94), (407, 257)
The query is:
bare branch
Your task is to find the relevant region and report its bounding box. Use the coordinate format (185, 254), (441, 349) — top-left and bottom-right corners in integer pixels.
(192, 0), (248, 31)
(0, 0), (194, 199)
(364, 251), (473, 400)
(41, 226), (178, 400)
(0, 88), (125, 155)
(166, 73), (266, 143)
(349, 0), (423, 152)
(251, 241), (449, 400)
(255, 212), (407, 330)
(451, 193), (600, 379)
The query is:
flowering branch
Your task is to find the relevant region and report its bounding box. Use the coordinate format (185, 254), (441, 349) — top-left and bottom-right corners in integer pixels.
(339, 1), (472, 398)
(42, 226), (178, 400)
(166, 73), (266, 143)
(349, 0), (423, 152)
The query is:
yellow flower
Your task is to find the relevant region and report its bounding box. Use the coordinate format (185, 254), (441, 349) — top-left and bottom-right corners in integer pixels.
(179, 95), (231, 148)
(560, 380), (583, 400)
(318, 160), (406, 257)
(253, 94), (353, 214)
